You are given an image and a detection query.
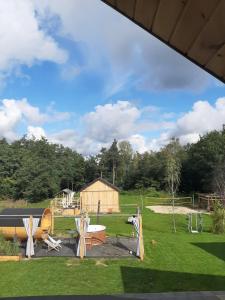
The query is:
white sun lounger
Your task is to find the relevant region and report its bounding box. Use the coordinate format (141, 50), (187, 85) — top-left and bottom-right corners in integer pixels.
(48, 235), (62, 248)
(43, 239), (61, 252)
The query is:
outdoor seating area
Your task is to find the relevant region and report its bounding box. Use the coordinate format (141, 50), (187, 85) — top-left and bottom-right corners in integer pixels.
(20, 236), (137, 258)
(0, 205), (143, 260)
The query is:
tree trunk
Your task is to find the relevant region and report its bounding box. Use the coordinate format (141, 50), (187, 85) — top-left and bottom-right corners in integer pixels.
(112, 163), (115, 185)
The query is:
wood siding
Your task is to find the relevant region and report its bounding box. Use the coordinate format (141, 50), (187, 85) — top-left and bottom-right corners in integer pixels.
(80, 180), (120, 213)
(102, 0), (225, 84)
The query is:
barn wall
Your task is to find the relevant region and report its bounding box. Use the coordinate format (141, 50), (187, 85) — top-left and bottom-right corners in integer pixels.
(80, 181), (120, 213)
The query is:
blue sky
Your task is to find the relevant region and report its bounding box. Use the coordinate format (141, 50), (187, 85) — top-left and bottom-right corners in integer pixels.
(0, 0), (225, 155)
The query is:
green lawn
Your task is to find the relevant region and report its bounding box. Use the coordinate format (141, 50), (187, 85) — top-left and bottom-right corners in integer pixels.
(0, 192), (225, 297)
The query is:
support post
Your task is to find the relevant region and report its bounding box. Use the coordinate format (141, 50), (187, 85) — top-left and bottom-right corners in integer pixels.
(136, 207), (144, 261)
(97, 200), (100, 224)
(138, 212), (144, 261)
(79, 214), (85, 259)
(28, 215), (33, 259)
(51, 201), (54, 235)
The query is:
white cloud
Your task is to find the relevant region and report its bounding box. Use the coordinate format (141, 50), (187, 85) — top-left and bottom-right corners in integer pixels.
(174, 97), (225, 143)
(178, 133), (200, 145)
(128, 134), (148, 153)
(33, 0), (213, 92)
(83, 101), (141, 143)
(49, 129), (77, 148)
(49, 97), (225, 154)
(147, 97), (225, 150)
(0, 97), (167, 154)
(0, 99), (22, 141)
(0, 98), (70, 141)
(16, 99), (47, 124)
(3, 96), (225, 156)
(27, 126), (46, 140)
(48, 129), (108, 156)
(47, 100), (175, 154)
(10, 98), (70, 125)
(0, 0), (216, 91)
(0, 0), (67, 84)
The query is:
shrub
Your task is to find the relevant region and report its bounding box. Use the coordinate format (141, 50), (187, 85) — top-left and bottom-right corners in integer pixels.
(0, 234), (20, 256)
(145, 187), (161, 197)
(212, 200), (225, 234)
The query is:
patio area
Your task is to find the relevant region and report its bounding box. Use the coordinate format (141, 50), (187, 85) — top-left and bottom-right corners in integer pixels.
(20, 236), (137, 258)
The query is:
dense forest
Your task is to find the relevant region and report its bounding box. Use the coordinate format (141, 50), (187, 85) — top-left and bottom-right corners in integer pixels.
(1, 128), (225, 202)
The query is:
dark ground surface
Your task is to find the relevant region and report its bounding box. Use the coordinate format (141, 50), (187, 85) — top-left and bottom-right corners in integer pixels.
(3, 291), (225, 300)
(20, 237), (137, 258)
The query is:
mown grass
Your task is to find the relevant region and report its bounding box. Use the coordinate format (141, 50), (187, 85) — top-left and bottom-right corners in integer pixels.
(0, 192), (225, 297)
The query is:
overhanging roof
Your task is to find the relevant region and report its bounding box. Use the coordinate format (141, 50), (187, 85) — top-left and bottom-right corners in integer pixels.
(102, 0), (225, 84)
(80, 177), (120, 192)
(0, 208), (44, 227)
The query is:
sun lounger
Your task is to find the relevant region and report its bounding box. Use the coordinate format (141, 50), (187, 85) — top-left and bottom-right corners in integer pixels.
(48, 235), (62, 248)
(43, 239), (61, 252)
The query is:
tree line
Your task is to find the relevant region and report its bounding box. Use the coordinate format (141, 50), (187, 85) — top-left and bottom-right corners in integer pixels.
(1, 128), (225, 202)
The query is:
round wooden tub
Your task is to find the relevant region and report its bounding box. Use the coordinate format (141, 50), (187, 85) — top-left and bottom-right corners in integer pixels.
(85, 225), (106, 247)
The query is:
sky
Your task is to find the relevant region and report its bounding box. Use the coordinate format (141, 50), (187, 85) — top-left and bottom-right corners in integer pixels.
(0, 0), (225, 155)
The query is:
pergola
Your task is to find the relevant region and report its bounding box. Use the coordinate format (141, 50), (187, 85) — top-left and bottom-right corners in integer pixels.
(102, 0), (225, 84)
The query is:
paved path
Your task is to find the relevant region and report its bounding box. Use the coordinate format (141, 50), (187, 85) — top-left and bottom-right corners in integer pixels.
(3, 292), (225, 300)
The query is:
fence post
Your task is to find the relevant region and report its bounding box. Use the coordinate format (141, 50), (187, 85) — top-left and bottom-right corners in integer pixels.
(97, 200), (100, 224)
(50, 201), (54, 235)
(138, 210), (144, 261)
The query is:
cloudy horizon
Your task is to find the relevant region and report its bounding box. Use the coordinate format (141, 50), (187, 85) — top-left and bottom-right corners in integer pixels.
(0, 0), (224, 155)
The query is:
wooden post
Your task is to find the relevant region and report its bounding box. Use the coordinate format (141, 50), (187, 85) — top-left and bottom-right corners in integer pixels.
(139, 214), (144, 261)
(80, 195), (82, 211)
(51, 201), (54, 235)
(79, 214), (85, 259)
(137, 208), (144, 261)
(28, 215), (33, 259)
(97, 200), (100, 224)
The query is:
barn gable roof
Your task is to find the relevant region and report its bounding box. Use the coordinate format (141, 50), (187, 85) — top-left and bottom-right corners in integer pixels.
(80, 178), (120, 192)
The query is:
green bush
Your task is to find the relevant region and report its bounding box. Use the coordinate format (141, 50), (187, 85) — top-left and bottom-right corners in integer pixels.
(145, 187), (162, 197)
(212, 200), (225, 234)
(0, 234), (20, 256)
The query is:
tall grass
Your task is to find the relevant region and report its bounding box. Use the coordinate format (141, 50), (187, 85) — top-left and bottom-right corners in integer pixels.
(212, 200), (225, 234)
(0, 234), (20, 256)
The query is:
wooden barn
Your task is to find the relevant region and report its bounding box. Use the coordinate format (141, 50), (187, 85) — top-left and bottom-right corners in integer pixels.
(80, 178), (120, 213)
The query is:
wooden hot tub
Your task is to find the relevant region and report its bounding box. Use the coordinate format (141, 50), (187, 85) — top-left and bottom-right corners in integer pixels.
(85, 225), (106, 249)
